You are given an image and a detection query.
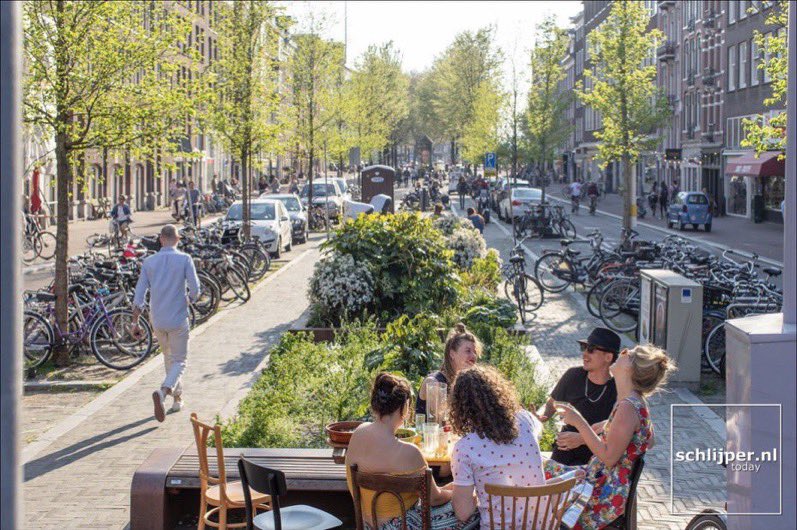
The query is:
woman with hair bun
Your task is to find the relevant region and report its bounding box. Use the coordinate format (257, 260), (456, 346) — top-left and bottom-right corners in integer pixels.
(416, 323), (482, 418)
(345, 372), (479, 530)
(546, 345), (676, 529)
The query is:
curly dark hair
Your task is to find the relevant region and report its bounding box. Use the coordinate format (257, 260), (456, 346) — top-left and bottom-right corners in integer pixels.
(449, 365), (520, 445)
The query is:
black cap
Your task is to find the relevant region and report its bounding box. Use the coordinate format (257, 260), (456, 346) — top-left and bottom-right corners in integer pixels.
(578, 327), (621, 355)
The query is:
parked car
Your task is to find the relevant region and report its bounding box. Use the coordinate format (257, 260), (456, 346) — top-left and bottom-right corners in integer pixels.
(499, 186), (542, 221)
(225, 199), (293, 257)
(259, 193), (308, 244)
(332, 178), (352, 202)
(299, 181), (345, 219)
(667, 191), (713, 232)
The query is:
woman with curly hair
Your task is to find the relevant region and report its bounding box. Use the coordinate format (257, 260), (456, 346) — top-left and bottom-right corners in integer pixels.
(547, 345), (675, 529)
(346, 373), (479, 530)
(416, 323), (481, 419)
(448, 365), (547, 528)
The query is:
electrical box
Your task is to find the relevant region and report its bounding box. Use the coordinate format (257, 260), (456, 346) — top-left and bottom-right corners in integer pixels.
(638, 269), (703, 384)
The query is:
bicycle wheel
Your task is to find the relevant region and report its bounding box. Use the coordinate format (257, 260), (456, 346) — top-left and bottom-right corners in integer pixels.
(193, 273), (220, 323)
(90, 308), (153, 370)
(558, 219), (577, 239)
(685, 511), (727, 530)
(23, 310), (54, 369)
(240, 244), (269, 282)
(599, 278), (640, 333)
(23, 236), (41, 264)
(586, 278), (611, 318)
(229, 250), (252, 281)
(36, 231), (57, 260)
(704, 321), (726, 376)
(534, 252), (572, 293)
(516, 274), (544, 312)
(225, 266), (251, 302)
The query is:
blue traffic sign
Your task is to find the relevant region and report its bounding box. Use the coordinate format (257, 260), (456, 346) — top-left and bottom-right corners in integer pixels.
(485, 152), (496, 170)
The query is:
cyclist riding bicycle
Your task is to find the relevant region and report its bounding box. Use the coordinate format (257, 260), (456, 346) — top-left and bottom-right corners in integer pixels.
(568, 179), (583, 214)
(110, 195), (133, 241)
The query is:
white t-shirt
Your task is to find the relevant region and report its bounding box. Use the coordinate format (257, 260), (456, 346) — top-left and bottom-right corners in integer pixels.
(569, 182), (582, 197)
(451, 410), (546, 530)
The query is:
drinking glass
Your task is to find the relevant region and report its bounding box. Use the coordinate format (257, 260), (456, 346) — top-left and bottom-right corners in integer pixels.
(422, 423), (439, 456)
(415, 413), (426, 430)
(427, 381), (448, 424)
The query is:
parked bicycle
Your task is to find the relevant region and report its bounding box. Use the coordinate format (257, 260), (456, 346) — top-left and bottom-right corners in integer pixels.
(501, 239), (544, 323)
(22, 212), (56, 263)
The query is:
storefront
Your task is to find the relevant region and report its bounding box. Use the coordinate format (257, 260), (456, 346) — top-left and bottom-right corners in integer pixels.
(723, 151), (785, 223)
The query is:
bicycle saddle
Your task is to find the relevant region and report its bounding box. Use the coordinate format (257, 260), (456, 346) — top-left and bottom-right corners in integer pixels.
(34, 291), (56, 302)
(763, 267), (782, 277)
(566, 250), (581, 257)
(560, 239), (573, 246)
(509, 255), (525, 263)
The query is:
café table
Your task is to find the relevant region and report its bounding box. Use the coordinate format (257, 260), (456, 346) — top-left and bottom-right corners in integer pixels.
(328, 439), (452, 466)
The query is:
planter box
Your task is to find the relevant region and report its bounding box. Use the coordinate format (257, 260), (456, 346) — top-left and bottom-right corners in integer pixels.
(288, 325), (533, 344)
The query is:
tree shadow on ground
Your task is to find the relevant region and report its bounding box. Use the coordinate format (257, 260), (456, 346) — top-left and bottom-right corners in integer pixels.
(24, 416), (158, 482)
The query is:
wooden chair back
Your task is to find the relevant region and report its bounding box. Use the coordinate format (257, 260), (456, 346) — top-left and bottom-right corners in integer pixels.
(349, 464), (432, 530)
(190, 413), (227, 498)
(484, 477), (577, 530)
(238, 457), (287, 530)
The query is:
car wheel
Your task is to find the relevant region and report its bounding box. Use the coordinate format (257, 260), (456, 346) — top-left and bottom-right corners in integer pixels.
(285, 234), (292, 252)
(273, 238), (281, 259)
(705, 223), (712, 232)
(666, 220), (672, 228)
(678, 219), (685, 231)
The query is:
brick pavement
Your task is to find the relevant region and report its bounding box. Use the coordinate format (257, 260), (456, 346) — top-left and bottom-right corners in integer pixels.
(470, 203), (728, 530)
(22, 235), (323, 530)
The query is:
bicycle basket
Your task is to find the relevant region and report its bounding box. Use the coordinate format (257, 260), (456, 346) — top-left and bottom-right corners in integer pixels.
(703, 284), (733, 310)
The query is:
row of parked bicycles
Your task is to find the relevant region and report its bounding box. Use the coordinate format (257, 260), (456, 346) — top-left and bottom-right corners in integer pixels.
(531, 228), (782, 376)
(22, 218), (272, 374)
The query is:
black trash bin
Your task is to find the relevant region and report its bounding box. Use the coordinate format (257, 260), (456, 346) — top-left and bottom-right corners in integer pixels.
(752, 194), (765, 223)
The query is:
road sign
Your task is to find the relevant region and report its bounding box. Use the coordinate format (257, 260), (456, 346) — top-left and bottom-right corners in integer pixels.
(485, 152), (496, 170)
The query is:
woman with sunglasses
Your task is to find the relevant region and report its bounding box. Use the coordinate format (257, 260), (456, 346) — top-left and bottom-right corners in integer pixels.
(536, 327), (621, 465)
(545, 345), (675, 529)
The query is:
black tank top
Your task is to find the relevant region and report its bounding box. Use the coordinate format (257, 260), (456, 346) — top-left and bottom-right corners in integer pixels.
(415, 371), (449, 415)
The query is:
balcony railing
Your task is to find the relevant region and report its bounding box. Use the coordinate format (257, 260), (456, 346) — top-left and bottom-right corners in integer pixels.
(702, 67), (717, 86)
(658, 0), (676, 9)
(686, 18), (696, 32)
(687, 70), (696, 87)
(702, 130), (715, 142)
(703, 11), (717, 29)
(657, 41), (676, 62)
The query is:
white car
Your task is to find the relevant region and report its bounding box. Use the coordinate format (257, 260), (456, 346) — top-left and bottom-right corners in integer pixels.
(499, 187), (543, 221)
(299, 181), (345, 219)
(333, 178), (352, 202)
(225, 199), (293, 258)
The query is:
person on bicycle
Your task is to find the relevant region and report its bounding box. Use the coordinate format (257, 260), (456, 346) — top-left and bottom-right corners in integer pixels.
(569, 179), (583, 214)
(110, 195), (133, 236)
(586, 180), (599, 215)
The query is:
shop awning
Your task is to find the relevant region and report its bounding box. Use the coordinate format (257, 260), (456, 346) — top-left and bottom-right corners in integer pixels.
(724, 151), (784, 177)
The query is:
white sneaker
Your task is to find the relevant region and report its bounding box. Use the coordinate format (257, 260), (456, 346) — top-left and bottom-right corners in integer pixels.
(171, 399), (184, 413)
(152, 390), (166, 422)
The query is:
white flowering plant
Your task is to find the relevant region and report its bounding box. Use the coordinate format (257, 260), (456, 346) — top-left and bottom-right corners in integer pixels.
(308, 253), (375, 325)
(433, 213), (471, 236)
(447, 226), (487, 270)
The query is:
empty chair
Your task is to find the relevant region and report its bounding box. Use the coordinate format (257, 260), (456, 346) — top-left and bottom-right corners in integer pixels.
(238, 456), (342, 530)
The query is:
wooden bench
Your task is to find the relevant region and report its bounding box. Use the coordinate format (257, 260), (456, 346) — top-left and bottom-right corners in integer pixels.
(131, 447), (351, 530)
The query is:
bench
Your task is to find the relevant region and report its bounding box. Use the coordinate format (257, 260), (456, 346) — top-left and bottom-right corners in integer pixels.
(131, 447), (351, 530)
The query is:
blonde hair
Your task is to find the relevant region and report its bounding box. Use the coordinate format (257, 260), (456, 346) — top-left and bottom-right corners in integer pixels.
(629, 345), (676, 396)
(441, 323), (482, 382)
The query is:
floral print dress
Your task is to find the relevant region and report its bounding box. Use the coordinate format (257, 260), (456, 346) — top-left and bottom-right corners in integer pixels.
(544, 395), (652, 530)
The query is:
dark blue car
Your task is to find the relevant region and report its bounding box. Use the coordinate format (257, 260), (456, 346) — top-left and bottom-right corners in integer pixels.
(667, 191), (713, 232)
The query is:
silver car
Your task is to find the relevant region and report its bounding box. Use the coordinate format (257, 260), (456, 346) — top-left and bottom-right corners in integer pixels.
(499, 187), (543, 221)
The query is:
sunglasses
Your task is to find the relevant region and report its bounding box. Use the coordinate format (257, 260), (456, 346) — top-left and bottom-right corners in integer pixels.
(580, 343), (612, 354)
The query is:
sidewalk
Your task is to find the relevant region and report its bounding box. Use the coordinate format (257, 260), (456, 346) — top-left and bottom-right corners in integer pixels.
(466, 201), (728, 529)
(584, 192), (784, 263)
(22, 236), (323, 529)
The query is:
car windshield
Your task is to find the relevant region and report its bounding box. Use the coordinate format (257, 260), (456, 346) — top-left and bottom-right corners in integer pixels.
(335, 180), (348, 193)
(226, 203), (275, 221)
(300, 184), (336, 197)
(687, 194), (708, 205)
(277, 197), (302, 212)
(514, 188), (541, 199)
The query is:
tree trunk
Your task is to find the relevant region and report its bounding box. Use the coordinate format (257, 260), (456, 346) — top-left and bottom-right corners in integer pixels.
(621, 155), (635, 231)
(52, 133), (71, 366)
(241, 147), (250, 240)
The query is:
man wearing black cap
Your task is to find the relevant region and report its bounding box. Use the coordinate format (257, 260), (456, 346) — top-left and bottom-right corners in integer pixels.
(536, 327), (621, 465)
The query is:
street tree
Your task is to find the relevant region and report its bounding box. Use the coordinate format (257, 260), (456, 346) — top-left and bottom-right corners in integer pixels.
(577, 0), (669, 230)
(742, 0), (789, 156)
(526, 15), (572, 201)
(460, 80), (505, 167)
(210, 0), (284, 239)
(23, 0), (201, 365)
(286, 16), (345, 207)
(428, 27), (503, 165)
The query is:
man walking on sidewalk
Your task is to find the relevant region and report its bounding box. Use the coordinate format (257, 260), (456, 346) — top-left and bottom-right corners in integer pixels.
(131, 225), (200, 422)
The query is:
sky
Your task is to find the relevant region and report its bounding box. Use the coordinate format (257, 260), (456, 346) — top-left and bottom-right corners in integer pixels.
(277, 1), (583, 89)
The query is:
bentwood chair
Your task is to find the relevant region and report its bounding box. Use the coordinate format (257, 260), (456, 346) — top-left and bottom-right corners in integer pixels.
(349, 463), (433, 530)
(190, 413), (272, 529)
(605, 456), (646, 530)
(483, 477), (578, 530)
(238, 457), (342, 530)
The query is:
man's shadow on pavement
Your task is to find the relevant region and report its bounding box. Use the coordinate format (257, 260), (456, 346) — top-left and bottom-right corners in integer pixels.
(24, 416), (157, 482)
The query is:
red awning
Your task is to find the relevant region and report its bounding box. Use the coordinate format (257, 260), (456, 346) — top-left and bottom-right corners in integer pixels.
(724, 151), (784, 177)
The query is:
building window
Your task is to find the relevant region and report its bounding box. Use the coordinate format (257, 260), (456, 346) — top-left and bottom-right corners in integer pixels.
(739, 41), (748, 89)
(751, 39), (760, 86)
(729, 0), (737, 24)
(739, 0), (748, 20)
(763, 33), (772, 83)
(728, 44), (736, 91)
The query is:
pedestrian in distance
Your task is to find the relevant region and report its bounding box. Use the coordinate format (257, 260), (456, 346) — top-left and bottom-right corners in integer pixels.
(659, 182), (669, 219)
(457, 176), (469, 210)
(648, 183), (659, 219)
(270, 175), (280, 193)
(569, 178), (583, 214)
(258, 175), (267, 195)
(185, 180), (201, 226)
(466, 207), (485, 234)
(131, 224), (200, 422)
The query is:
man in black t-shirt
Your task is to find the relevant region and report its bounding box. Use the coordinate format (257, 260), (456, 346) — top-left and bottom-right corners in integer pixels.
(536, 327), (621, 465)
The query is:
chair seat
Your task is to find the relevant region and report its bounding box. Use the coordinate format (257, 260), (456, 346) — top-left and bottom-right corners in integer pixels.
(253, 505), (342, 530)
(205, 480), (271, 506)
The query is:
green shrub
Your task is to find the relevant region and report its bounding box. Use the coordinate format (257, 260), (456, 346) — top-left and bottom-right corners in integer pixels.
(461, 249), (502, 292)
(366, 313), (444, 385)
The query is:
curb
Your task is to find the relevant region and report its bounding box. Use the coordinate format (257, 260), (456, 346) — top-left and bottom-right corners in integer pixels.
(21, 240), (319, 464)
(547, 196), (784, 267)
(24, 380), (119, 391)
